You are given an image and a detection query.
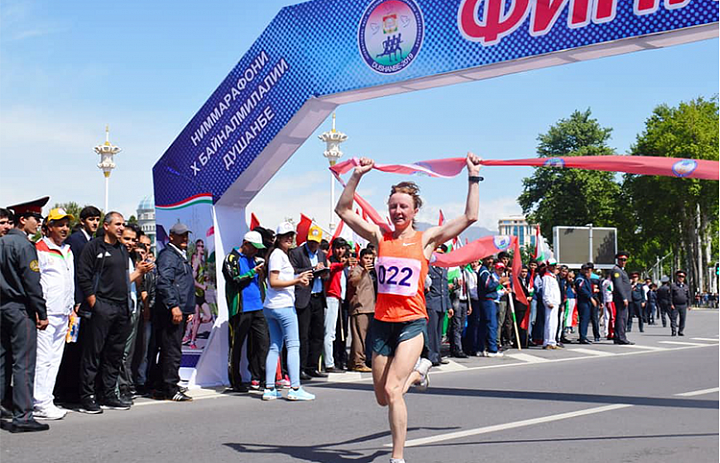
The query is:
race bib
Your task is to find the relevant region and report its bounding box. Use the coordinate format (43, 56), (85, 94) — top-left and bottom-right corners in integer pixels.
(376, 256), (422, 297)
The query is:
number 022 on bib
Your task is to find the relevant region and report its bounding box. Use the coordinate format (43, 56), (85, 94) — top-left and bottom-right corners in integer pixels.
(375, 256), (422, 297)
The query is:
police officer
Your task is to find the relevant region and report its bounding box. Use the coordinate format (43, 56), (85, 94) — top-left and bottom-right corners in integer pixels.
(656, 276), (671, 328)
(426, 245), (451, 366)
(611, 251), (633, 345)
(628, 271), (646, 333)
(0, 197), (51, 432)
(669, 270), (691, 336)
(574, 264), (595, 344)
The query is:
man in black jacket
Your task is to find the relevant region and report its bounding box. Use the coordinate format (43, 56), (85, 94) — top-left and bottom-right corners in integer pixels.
(154, 222), (195, 401)
(611, 251), (633, 345)
(0, 199), (49, 433)
(77, 212), (151, 413)
(289, 226), (328, 379)
(55, 205), (101, 404)
(628, 272), (646, 333)
(670, 270), (691, 337)
(656, 276), (671, 328)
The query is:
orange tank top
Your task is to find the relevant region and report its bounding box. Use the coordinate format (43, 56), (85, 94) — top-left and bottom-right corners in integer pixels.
(374, 230), (429, 322)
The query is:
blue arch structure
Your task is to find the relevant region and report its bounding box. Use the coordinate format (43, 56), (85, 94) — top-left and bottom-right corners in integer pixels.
(152, 0), (718, 387)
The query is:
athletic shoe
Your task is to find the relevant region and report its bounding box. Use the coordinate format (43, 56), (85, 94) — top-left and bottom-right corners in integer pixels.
(250, 380), (261, 390)
(189, 342), (198, 349)
(486, 351), (504, 358)
(262, 388), (282, 401)
(275, 378), (291, 389)
(78, 396), (103, 414)
(169, 391), (193, 402)
(413, 358), (432, 392)
(34, 405), (67, 420)
(100, 395), (131, 410)
(287, 387), (315, 401)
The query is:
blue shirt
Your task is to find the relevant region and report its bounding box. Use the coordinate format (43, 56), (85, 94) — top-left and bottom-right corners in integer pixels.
(237, 251), (262, 312)
(305, 243), (323, 294)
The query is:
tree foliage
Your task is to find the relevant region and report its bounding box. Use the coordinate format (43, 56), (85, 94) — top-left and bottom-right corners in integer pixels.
(518, 109), (622, 240)
(622, 97), (719, 290)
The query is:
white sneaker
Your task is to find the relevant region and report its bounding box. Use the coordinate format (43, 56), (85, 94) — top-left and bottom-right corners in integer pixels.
(486, 351), (504, 358)
(34, 404), (67, 420)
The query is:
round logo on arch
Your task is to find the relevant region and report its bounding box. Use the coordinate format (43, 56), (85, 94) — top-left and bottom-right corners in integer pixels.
(671, 159), (698, 178)
(358, 0), (424, 75)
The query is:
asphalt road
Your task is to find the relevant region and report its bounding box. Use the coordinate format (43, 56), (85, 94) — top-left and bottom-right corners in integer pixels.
(2, 310), (718, 463)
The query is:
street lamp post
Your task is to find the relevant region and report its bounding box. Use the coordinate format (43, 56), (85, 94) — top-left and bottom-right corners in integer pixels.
(318, 113), (348, 231)
(95, 125), (122, 212)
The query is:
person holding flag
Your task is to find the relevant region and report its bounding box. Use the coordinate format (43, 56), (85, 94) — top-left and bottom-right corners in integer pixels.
(335, 153), (483, 463)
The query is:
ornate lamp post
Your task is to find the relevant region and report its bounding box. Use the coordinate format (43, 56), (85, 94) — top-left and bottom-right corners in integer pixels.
(318, 113), (348, 231)
(95, 125), (122, 212)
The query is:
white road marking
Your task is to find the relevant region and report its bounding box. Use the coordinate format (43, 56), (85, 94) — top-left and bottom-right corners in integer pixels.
(397, 404), (633, 448)
(674, 387), (720, 397)
(507, 353), (550, 363)
(659, 341), (710, 347)
(567, 348), (615, 357)
(691, 337), (720, 342)
(621, 344), (667, 351)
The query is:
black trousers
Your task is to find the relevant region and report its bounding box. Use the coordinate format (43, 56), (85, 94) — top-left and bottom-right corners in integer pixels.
(333, 300), (349, 368)
(658, 301), (669, 327)
(669, 304), (687, 335)
(449, 298), (467, 354)
(55, 304), (88, 404)
(0, 304), (37, 424)
(79, 299), (131, 400)
(157, 311), (189, 396)
(297, 295), (325, 372)
(614, 299), (629, 342)
(229, 310), (269, 388)
(628, 301), (644, 332)
(427, 309), (444, 364)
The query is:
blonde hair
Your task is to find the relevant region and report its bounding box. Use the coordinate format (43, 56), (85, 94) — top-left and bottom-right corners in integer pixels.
(388, 181), (423, 210)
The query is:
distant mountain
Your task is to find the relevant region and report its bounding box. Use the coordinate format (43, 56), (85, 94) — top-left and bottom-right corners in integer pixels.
(415, 221), (496, 243)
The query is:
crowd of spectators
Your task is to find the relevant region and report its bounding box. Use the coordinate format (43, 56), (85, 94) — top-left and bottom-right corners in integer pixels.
(0, 201), (713, 432)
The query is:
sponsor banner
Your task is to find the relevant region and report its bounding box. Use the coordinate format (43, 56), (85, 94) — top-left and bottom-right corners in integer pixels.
(155, 196), (221, 378)
(153, 0), (718, 206)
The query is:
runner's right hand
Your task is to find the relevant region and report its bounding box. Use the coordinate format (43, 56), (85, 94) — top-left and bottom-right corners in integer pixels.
(354, 157), (374, 176)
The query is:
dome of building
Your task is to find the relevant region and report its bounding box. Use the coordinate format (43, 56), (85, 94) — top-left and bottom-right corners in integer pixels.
(138, 196), (154, 211)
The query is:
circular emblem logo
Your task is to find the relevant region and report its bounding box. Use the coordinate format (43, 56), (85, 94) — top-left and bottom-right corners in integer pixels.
(358, 0), (424, 75)
(543, 157), (565, 168)
(29, 259), (39, 272)
(493, 236), (510, 251)
(671, 159), (697, 178)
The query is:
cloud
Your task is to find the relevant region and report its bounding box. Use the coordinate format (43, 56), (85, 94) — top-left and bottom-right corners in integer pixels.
(0, 0), (66, 42)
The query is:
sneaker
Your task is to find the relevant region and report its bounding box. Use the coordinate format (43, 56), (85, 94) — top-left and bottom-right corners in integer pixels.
(100, 395), (132, 410)
(275, 378), (291, 389)
(287, 387), (315, 401)
(413, 357), (432, 392)
(486, 351), (504, 358)
(250, 380), (261, 390)
(169, 391), (193, 402)
(352, 365), (372, 373)
(78, 396), (103, 414)
(262, 388), (282, 401)
(34, 405), (67, 421)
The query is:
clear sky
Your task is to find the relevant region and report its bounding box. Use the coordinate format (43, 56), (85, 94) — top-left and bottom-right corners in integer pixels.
(1, 0), (717, 233)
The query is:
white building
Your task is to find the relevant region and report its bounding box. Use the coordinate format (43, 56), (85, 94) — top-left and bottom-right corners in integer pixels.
(137, 196), (156, 252)
(498, 215), (536, 248)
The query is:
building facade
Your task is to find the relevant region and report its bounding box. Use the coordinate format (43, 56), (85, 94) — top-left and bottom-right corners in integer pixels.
(137, 196), (157, 252)
(498, 215), (536, 248)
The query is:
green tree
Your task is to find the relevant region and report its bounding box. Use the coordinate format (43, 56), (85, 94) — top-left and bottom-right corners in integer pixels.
(518, 109), (621, 240)
(622, 97), (719, 292)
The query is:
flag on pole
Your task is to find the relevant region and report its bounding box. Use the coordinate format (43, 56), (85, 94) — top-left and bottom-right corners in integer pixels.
(534, 225), (553, 264)
(296, 214), (313, 246)
(438, 209), (445, 226)
(249, 212), (260, 230)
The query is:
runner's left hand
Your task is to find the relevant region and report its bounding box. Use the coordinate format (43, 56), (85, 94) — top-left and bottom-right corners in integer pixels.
(466, 152), (482, 175)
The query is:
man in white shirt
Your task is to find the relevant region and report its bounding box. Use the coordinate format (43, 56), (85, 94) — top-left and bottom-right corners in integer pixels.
(542, 260), (561, 349)
(34, 209), (75, 420)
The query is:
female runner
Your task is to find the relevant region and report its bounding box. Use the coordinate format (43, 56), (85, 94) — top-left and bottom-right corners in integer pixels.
(335, 153), (482, 463)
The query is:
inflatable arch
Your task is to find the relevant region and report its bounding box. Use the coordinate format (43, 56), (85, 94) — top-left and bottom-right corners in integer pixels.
(152, 0), (718, 387)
